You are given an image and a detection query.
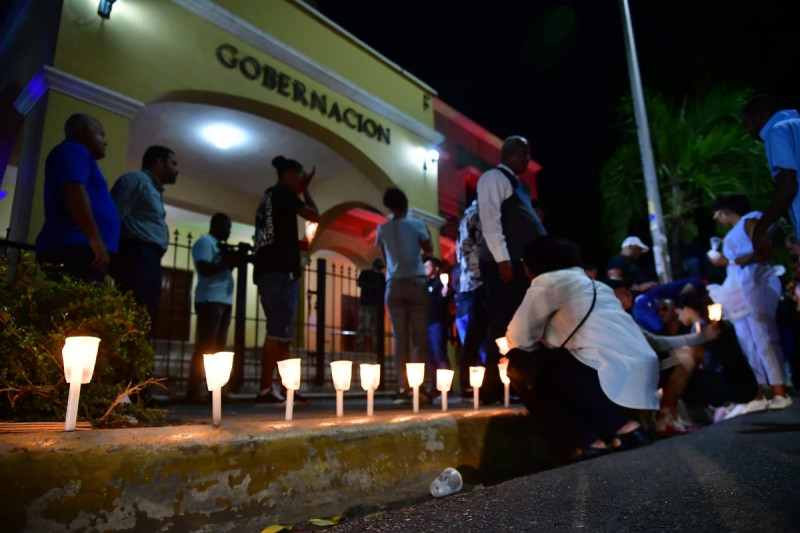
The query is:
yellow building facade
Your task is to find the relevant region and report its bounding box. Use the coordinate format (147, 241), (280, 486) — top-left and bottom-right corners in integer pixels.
(1, 0), (451, 393)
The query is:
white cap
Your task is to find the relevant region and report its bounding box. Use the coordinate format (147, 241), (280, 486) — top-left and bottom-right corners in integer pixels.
(621, 236), (649, 252)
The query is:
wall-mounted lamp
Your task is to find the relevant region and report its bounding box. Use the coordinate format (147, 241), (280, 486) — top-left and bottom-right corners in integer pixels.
(98, 0), (118, 19)
(422, 149), (440, 170)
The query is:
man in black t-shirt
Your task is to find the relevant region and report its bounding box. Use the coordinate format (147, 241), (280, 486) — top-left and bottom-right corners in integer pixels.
(252, 156), (319, 404)
(606, 236), (658, 295)
(355, 258), (386, 352)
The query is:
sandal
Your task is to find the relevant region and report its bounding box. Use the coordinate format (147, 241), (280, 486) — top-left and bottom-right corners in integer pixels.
(612, 427), (651, 451)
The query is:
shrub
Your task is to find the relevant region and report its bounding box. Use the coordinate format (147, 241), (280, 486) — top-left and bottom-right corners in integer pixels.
(0, 253), (161, 425)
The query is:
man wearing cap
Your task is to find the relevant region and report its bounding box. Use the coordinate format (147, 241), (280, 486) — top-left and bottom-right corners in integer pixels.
(607, 236), (658, 294)
(355, 258), (386, 352)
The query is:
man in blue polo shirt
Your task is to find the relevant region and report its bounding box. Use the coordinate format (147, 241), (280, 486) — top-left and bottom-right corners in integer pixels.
(741, 95), (800, 259)
(36, 113), (120, 282)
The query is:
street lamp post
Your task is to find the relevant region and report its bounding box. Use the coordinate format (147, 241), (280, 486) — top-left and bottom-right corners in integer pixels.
(619, 0), (672, 283)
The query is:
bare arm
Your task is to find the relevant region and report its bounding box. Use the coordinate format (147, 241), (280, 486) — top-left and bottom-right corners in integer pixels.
(297, 166), (320, 222)
(62, 181), (109, 269)
(751, 168), (798, 259)
(195, 251), (246, 276)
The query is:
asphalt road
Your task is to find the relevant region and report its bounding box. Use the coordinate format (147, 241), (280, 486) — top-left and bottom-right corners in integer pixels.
(332, 401), (800, 532)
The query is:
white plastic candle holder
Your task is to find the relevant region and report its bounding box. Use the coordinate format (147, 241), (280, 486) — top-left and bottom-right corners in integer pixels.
(330, 360), (353, 417)
(406, 363), (426, 413)
(360, 364), (381, 416)
(495, 337), (510, 356)
(498, 361), (510, 408)
(708, 303), (722, 322)
(277, 358), (302, 421)
(439, 273), (449, 287)
(469, 366), (486, 410)
(203, 351), (234, 427)
(62, 336), (100, 432)
(436, 369), (455, 412)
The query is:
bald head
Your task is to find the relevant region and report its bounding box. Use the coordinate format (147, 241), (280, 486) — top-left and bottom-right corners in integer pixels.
(64, 113), (106, 160)
(500, 136), (531, 174)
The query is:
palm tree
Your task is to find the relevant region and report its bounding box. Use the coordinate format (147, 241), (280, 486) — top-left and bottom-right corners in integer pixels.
(600, 87), (774, 274)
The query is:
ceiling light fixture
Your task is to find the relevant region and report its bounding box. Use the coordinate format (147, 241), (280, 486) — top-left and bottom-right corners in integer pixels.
(97, 0), (118, 19)
(200, 124), (246, 150)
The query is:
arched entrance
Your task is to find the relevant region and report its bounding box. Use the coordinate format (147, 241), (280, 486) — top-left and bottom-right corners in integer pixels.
(123, 93), (398, 397)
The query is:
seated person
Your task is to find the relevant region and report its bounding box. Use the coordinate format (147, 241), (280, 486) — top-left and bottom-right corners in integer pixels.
(607, 283), (721, 436)
(648, 296), (718, 434)
(504, 236), (657, 463)
(673, 291), (760, 420)
(632, 277), (706, 333)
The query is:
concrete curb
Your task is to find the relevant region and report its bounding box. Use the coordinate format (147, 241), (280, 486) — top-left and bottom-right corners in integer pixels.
(0, 407), (549, 532)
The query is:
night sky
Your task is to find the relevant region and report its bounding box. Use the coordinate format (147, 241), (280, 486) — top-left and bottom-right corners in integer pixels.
(315, 0), (800, 263)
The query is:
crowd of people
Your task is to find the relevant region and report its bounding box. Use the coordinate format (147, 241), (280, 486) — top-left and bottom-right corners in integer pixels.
(35, 93), (800, 463)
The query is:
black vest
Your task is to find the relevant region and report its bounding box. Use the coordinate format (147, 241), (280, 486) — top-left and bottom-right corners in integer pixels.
(479, 167), (547, 262)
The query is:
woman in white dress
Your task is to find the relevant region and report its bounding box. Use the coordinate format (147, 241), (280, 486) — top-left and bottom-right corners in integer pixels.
(708, 194), (791, 410)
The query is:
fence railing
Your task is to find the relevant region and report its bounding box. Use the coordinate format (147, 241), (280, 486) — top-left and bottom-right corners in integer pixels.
(2, 234), (398, 398)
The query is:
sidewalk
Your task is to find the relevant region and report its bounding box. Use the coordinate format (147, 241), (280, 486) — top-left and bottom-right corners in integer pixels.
(0, 394), (548, 532)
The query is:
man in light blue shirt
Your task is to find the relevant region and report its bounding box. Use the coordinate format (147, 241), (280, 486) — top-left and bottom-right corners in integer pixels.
(110, 145), (178, 326)
(741, 95), (800, 259)
(186, 213), (248, 399)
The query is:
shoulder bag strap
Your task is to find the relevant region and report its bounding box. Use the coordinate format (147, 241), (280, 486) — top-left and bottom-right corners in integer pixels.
(559, 278), (597, 349)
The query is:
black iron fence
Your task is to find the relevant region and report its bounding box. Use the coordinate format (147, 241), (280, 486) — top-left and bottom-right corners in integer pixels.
(2, 233), (397, 397)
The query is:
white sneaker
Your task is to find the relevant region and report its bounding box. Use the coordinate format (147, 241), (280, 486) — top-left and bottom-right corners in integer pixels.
(769, 395), (793, 410)
(723, 403), (747, 420)
(742, 398), (769, 413)
(713, 404), (732, 423)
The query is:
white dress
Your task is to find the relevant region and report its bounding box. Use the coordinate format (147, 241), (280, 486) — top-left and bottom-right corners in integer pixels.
(721, 211), (785, 386)
(506, 267), (660, 410)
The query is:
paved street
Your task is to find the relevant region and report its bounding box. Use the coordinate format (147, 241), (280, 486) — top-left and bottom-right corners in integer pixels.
(332, 401), (800, 532)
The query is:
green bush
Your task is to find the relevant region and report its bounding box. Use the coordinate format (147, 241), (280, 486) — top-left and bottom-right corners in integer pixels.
(0, 253), (160, 425)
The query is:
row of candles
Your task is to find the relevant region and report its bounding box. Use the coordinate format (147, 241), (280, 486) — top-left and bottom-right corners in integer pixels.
(263, 358), (512, 424)
(59, 303), (724, 430)
(59, 337), (513, 431)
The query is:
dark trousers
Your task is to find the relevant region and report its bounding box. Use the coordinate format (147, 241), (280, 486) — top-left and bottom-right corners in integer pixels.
(37, 245), (108, 283)
(508, 348), (629, 458)
(110, 240), (163, 326)
(187, 302), (232, 395)
(479, 260), (531, 401)
(684, 367), (758, 407)
(455, 286), (490, 393)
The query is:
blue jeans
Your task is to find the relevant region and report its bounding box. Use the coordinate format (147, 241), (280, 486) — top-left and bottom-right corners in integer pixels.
(427, 321), (450, 389)
(256, 272), (299, 342)
(454, 286), (489, 393)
